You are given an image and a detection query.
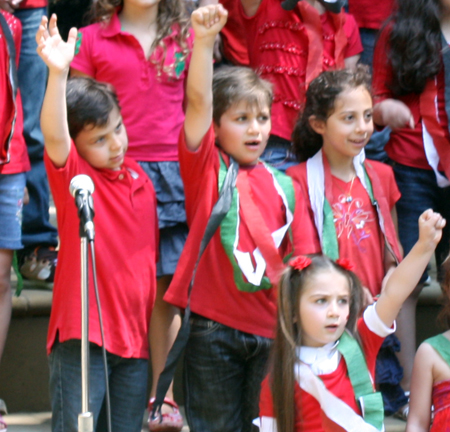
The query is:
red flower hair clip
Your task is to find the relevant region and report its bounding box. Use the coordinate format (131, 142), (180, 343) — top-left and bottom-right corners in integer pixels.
(336, 258), (355, 272)
(289, 256), (312, 271)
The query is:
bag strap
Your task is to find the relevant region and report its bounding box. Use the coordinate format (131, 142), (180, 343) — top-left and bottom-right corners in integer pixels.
(151, 156), (239, 420)
(337, 331), (384, 431)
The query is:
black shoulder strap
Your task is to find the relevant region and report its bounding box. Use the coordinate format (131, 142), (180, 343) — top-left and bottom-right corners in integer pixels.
(151, 157), (239, 420)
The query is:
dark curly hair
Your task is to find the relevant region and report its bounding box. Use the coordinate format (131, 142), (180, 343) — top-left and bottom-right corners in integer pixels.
(292, 65), (372, 162)
(387, 0), (442, 96)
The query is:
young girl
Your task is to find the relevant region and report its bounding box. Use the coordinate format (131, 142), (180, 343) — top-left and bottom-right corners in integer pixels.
(286, 67), (408, 414)
(406, 254), (450, 431)
(69, 1), (193, 429)
(239, 0), (362, 171)
(257, 209), (445, 431)
(372, 0), (450, 417)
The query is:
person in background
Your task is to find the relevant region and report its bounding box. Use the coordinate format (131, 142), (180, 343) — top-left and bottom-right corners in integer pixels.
(0, 8), (30, 431)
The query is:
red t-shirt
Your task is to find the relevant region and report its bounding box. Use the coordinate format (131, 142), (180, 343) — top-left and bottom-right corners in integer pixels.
(219, 0), (249, 66)
(0, 11), (29, 174)
(241, 0), (362, 141)
(259, 313), (384, 431)
(71, 12), (194, 162)
(164, 126), (320, 338)
(45, 144), (158, 358)
(347, 0), (394, 30)
(372, 25), (449, 170)
(18, 0), (47, 8)
(287, 160), (400, 296)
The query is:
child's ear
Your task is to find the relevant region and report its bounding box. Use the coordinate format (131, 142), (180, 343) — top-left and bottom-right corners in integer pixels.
(308, 115), (326, 135)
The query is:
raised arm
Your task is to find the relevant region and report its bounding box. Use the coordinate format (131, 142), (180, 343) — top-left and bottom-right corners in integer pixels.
(36, 14), (77, 167)
(375, 209), (445, 328)
(184, 4), (227, 151)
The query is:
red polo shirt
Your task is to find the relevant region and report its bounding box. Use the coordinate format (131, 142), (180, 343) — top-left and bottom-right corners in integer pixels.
(45, 143), (158, 358)
(71, 12), (194, 162)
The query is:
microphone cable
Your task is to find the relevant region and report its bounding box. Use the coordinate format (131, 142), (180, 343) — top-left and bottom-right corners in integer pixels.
(89, 240), (112, 432)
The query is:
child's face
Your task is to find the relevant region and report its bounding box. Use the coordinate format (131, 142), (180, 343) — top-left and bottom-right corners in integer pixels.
(311, 86), (373, 163)
(299, 269), (350, 347)
(75, 106), (128, 171)
(213, 100), (271, 166)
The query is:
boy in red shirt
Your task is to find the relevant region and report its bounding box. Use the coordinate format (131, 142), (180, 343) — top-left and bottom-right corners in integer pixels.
(36, 15), (158, 432)
(164, 5), (319, 432)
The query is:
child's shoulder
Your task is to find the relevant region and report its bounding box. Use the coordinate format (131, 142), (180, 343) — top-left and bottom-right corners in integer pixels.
(364, 159), (395, 178)
(286, 161), (306, 179)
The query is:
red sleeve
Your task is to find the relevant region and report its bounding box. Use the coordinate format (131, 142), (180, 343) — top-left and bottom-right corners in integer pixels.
(259, 376), (275, 417)
(380, 162), (401, 208)
(343, 13), (363, 58)
(358, 314), (385, 376)
(178, 124), (220, 225)
(372, 25), (394, 105)
(287, 163), (321, 255)
(18, 0), (47, 8)
(292, 181), (321, 255)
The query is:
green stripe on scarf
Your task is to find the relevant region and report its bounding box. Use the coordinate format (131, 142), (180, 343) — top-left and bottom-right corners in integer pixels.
(218, 155), (295, 292)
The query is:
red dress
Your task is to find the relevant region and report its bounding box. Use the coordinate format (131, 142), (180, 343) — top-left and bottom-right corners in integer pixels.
(430, 380), (450, 432)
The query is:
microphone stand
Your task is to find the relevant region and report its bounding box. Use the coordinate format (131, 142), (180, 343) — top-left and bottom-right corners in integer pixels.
(77, 196), (94, 432)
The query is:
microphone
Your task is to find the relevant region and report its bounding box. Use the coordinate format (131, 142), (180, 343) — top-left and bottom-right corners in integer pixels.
(69, 175), (95, 241)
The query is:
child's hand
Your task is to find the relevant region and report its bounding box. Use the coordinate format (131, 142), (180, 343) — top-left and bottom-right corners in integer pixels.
(191, 4), (228, 41)
(373, 99), (414, 129)
(418, 209), (446, 250)
(35, 14), (77, 74)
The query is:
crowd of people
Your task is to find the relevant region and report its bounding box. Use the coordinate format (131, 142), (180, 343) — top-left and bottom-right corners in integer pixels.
(1, 0), (450, 431)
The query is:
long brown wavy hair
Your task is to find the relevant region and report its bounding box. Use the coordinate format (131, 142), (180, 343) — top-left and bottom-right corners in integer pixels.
(88, 0), (191, 77)
(270, 255), (364, 432)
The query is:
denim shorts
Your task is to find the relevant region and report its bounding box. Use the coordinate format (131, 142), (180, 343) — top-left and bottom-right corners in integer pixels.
(0, 172), (26, 250)
(138, 161), (188, 276)
(49, 339), (148, 432)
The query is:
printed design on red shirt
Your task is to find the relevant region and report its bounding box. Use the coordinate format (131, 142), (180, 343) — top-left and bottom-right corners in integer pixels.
(332, 192), (375, 252)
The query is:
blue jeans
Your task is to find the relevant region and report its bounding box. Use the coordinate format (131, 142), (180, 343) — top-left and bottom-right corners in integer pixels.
(392, 162), (450, 281)
(183, 315), (272, 432)
(49, 339), (148, 432)
(15, 7), (58, 248)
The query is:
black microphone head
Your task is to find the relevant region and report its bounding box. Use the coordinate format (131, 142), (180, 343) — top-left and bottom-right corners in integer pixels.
(317, 0), (344, 13)
(69, 174), (95, 197)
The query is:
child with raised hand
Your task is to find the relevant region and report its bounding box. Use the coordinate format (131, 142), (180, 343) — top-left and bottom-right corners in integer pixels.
(70, 1), (193, 427)
(36, 14), (158, 432)
(257, 209), (445, 432)
(163, 4), (319, 432)
(286, 66), (407, 414)
(239, 0), (363, 172)
(406, 254), (450, 432)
